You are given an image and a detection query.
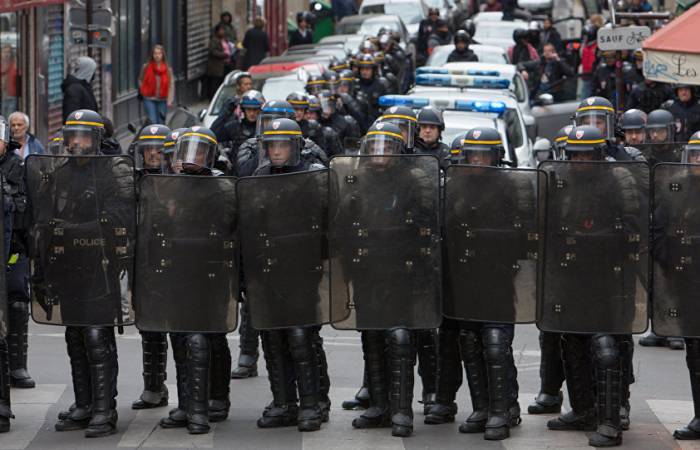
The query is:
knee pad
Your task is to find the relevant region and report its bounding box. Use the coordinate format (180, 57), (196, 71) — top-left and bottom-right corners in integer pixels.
(186, 334), (210, 365)
(8, 300), (28, 316)
(389, 329), (414, 358)
(482, 328), (511, 364)
(85, 327), (115, 363)
(288, 328), (314, 360)
(592, 335), (619, 369)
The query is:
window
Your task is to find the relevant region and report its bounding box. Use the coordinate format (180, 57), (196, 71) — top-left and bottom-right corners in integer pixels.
(115, 0), (140, 95)
(512, 74), (527, 103)
(504, 108), (524, 149)
(0, 12), (19, 118)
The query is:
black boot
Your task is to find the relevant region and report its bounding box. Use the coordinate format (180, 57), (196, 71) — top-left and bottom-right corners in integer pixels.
(547, 334), (597, 432)
(425, 320), (461, 425)
(482, 327), (517, 441)
(8, 302), (35, 389)
(84, 328), (119, 438)
(56, 327), (92, 432)
(416, 329), (437, 416)
(352, 331), (391, 429)
(529, 331), (564, 414)
(588, 335), (622, 447)
(160, 334), (188, 429)
(0, 339), (13, 433)
(208, 334), (231, 423)
(674, 339), (700, 440)
(132, 332), (168, 409)
(258, 330), (299, 428)
(638, 331), (665, 347)
(231, 301), (259, 379)
(342, 362), (370, 410)
(388, 329), (415, 437)
(185, 334), (211, 435)
(458, 327), (489, 434)
(312, 328), (331, 422)
(289, 328), (322, 432)
(619, 335), (634, 430)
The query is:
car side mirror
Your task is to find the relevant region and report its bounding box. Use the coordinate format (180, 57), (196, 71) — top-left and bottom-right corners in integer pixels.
(198, 109), (207, 121)
(535, 93), (554, 106)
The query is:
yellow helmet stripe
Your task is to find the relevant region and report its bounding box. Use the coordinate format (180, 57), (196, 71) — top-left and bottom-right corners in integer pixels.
(138, 135), (167, 140)
(555, 136), (568, 142)
(688, 140), (700, 144)
(462, 139), (502, 145)
(65, 120), (104, 128)
(306, 80), (326, 85)
(288, 100), (310, 106)
(567, 139), (606, 144)
(381, 114), (417, 122)
(164, 142), (175, 147)
(182, 132), (217, 144)
(263, 130), (303, 136)
(367, 130), (405, 141)
(577, 105), (615, 112)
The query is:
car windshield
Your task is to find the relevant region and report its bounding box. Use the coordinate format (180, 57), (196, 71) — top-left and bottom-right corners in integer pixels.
(211, 85), (236, 115)
(262, 77), (305, 100)
(362, 4), (423, 24)
(474, 22), (526, 39)
(426, 45), (509, 66)
(359, 20), (400, 36)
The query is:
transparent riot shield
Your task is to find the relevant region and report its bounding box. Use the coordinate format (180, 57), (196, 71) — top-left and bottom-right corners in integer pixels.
(637, 143), (685, 165)
(651, 163), (700, 337)
(0, 184), (6, 338)
(237, 169), (329, 329)
(328, 154), (442, 330)
(444, 165), (544, 323)
(538, 160), (650, 334)
(26, 155), (136, 327)
(134, 175), (238, 333)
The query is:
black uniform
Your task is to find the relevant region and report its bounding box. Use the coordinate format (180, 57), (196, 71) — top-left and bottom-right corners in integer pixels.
(627, 81), (675, 113)
(664, 95), (700, 143)
(447, 48), (478, 63)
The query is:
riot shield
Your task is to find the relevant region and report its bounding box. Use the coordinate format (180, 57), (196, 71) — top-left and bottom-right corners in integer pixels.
(538, 160), (650, 335)
(26, 155), (136, 327)
(0, 184), (6, 338)
(328, 154), (442, 330)
(134, 175), (238, 333)
(637, 143), (685, 165)
(237, 170), (329, 330)
(443, 166), (544, 324)
(651, 163), (700, 337)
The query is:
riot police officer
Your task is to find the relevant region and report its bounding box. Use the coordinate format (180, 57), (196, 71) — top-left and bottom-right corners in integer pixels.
(378, 105), (417, 152)
(447, 30), (479, 63)
(158, 127), (232, 434)
(633, 109), (683, 168)
(0, 115), (15, 433)
(131, 124), (172, 410)
(211, 90), (265, 166)
(426, 127), (520, 440)
(51, 110), (126, 437)
(287, 91), (343, 158)
(336, 69), (369, 132)
(663, 83), (700, 143)
(318, 90), (360, 149)
(348, 121), (420, 437)
(546, 125), (635, 447)
(305, 74), (326, 96)
(250, 118), (326, 431)
(414, 106), (450, 169)
(672, 131), (700, 440)
(356, 54), (388, 125)
(553, 125), (574, 159)
(620, 109), (646, 147)
(574, 97), (636, 161)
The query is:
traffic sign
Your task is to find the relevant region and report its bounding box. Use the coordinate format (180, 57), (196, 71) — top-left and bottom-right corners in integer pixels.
(597, 26), (651, 51)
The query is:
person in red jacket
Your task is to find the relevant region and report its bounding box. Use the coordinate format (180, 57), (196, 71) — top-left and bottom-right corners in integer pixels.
(139, 45), (175, 125)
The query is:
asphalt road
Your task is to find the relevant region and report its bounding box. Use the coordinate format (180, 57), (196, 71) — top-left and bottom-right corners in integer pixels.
(1, 320), (696, 450)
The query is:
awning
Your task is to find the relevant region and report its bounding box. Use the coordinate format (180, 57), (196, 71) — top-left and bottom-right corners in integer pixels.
(0, 0), (64, 13)
(643, 3), (700, 85)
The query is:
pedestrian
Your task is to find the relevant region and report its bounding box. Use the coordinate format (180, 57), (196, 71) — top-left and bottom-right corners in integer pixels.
(214, 11), (237, 44)
(138, 45), (174, 126)
(290, 12), (315, 47)
(207, 25), (236, 99)
(417, 8), (440, 66)
(536, 43), (575, 101)
(541, 16), (564, 55)
(61, 56), (98, 121)
(579, 25), (598, 99)
(8, 112), (44, 160)
(241, 17), (270, 71)
(427, 19), (452, 55)
(663, 84), (700, 143)
(1, 46), (18, 118)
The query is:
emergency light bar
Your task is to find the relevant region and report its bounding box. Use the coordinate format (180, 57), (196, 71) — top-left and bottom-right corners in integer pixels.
(378, 96), (507, 116)
(415, 74), (511, 89)
(378, 95), (430, 108)
(454, 100), (507, 115)
(416, 67), (502, 77)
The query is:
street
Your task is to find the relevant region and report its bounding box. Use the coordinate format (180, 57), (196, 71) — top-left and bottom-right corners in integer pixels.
(1, 321), (695, 450)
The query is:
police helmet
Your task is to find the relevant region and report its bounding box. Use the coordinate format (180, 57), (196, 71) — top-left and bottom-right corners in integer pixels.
(323, 70), (340, 94)
(259, 118), (304, 168)
(240, 90), (265, 110)
(620, 109), (646, 130)
(554, 125), (574, 157)
(286, 91), (310, 116)
(575, 96), (615, 141)
(257, 100), (295, 136)
(175, 126), (218, 173)
(565, 125), (606, 160)
(62, 109), (104, 155)
(338, 69), (356, 93)
(417, 106), (445, 131)
(306, 74), (326, 95)
(646, 109), (675, 144)
(460, 127), (503, 166)
(682, 131), (700, 163)
(360, 121), (406, 155)
(136, 123), (171, 171)
(379, 105), (417, 149)
(454, 29), (471, 45)
(317, 90), (337, 117)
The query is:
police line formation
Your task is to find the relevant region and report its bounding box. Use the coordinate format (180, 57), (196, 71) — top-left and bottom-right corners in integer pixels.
(2, 59), (700, 450)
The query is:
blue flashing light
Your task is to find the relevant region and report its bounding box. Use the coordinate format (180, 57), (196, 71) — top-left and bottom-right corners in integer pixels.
(263, 106), (294, 113)
(453, 100), (507, 115)
(416, 67), (449, 75)
(378, 95), (430, 108)
(416, 74), (510, 89)
(416, 67), (502, 77)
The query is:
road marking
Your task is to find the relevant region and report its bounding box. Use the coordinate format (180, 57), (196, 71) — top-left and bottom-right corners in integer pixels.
(646, 399), (700, 450)
(0, 384), (66, 450)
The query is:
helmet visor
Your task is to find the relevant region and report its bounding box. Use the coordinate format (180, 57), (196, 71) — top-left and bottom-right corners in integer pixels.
(63, 126), (101, 155)
(320, 96), (336, 116)
(256, 111), (293, 135)
(259, 135), (301, 168)
(359, 133), (404, 155)
(175, 136), (216, 171)
(647, 124), (674, 144)
(381, 117), (415, 148)
(136, 141), (165, 171)
(575, 110), (614, 141)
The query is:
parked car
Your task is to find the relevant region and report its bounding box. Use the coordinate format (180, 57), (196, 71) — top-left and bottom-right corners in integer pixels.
(358, 0), (429, 41)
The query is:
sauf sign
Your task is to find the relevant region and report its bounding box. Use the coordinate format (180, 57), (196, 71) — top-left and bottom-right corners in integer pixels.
(597, 26), (651, 51)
